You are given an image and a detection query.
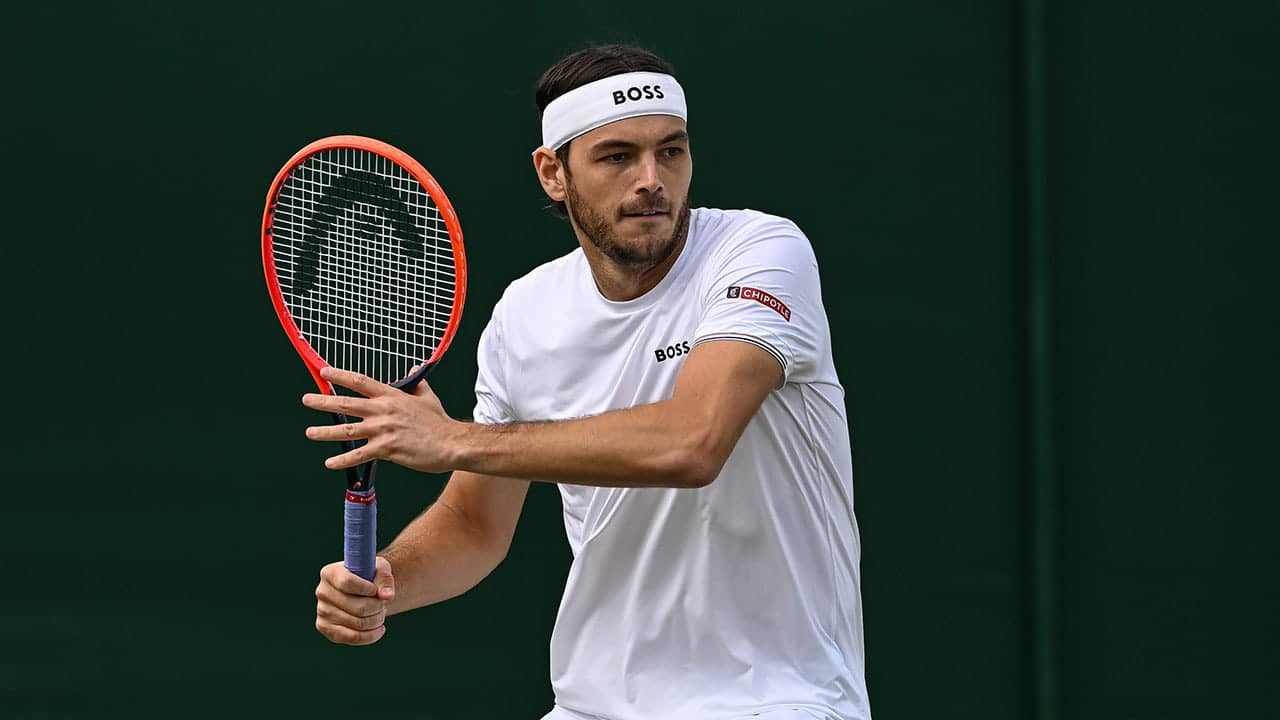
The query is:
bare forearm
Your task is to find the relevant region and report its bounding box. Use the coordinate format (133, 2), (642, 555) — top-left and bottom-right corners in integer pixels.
(303, 343), (779, 488)
(379, 500), (505, 616)
(450, 400), (718, 488)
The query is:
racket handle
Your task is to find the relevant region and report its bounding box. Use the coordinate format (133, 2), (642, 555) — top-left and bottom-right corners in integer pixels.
(343, 488), (378, 581)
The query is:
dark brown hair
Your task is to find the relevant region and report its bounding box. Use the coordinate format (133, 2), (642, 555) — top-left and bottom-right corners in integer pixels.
(535, 45), (677, 217)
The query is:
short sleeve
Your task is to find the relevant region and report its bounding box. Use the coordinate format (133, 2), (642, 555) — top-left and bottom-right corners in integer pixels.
(692, 218), (829, 384)
(473, 303), (517, 425)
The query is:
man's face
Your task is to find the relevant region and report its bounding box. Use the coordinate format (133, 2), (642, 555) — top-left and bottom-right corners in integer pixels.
(560, 115), (693, 272)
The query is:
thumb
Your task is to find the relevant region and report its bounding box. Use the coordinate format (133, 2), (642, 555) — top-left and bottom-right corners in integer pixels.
(405, 364), (437, 398)
(374, 557), (395, 600)
(410, 378), (437, 398)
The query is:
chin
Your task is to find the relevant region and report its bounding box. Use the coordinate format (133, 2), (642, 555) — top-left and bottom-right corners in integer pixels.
(620, 220), (673, 238)
(631, 230), (673, 251)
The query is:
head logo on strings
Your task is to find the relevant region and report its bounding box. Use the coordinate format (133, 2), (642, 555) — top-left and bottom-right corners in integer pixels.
(292, 169), (428, 294)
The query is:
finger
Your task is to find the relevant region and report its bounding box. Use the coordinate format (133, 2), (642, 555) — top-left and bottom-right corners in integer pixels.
(316, 617), (386, 646)
(301, 393), (374, 417)
(305, 421), (375, 442)
(324, 442), (379, 470)
(321, 366), (392, 398)
(315, 582), (385, 618)
(316, 600), (386, 631)
(320, 562), (378, 597)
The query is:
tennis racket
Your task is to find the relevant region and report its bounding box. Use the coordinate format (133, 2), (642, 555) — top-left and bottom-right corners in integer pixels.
(262, 135), (466, 581)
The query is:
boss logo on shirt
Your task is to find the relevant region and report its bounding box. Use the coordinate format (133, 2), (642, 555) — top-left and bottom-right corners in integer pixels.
(655, 340), (691, 362)
(612, 85), (665, 104)
(727, 286), (792, 321)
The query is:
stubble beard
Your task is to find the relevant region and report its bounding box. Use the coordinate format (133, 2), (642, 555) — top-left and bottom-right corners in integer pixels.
(565, 178), (692, 274)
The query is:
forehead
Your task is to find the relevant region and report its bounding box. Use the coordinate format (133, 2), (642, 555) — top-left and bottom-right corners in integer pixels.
(575, 114), (688, 150)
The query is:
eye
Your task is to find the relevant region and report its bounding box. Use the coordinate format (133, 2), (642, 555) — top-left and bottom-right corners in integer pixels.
(662, 147), (685, 158)
(601, 152), (628, 164)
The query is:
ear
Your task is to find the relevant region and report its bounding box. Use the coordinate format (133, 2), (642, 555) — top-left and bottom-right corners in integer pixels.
(532, 146), (567, 203)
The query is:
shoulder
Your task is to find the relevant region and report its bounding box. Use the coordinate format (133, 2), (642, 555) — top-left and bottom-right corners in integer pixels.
(490, 246), (586, 318)
(692, 207), (816, 268)
(695, 207), (804, 236)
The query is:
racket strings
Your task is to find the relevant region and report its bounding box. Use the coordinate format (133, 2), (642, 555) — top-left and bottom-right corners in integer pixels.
(270, 147), (457, 384)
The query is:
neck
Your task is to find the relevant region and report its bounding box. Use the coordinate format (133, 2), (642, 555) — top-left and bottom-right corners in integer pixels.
(577, 227), (689, 302)
(583, 230), (686, 301)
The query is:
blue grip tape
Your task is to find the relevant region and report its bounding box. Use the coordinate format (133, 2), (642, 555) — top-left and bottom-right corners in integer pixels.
(343, 488), (377, 581)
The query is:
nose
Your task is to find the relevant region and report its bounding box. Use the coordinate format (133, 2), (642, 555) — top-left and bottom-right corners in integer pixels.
(634, 154), (663, 195)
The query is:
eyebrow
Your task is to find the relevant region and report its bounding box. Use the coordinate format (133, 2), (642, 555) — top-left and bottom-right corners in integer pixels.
(590, 130), (690, 153)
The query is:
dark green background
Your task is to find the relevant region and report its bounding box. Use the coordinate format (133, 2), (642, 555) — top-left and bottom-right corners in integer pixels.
(5, 1), (1276, 718)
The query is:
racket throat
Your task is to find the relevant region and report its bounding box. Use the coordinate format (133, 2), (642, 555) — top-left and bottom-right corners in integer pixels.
(345, 461), (378, 493)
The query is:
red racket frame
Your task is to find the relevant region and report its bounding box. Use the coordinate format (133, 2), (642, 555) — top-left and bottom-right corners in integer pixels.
(261, 135), (468, 393)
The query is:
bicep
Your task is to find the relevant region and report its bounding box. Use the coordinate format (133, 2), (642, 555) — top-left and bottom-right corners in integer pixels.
(436, 470), (530, 556)
(670, 339), (782, 463)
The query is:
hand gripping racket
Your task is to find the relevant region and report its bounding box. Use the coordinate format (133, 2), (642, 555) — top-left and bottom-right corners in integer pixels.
(262, 135), (466, 581)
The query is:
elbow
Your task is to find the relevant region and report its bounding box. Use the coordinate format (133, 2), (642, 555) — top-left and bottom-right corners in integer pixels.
(489, 533), (514, 568)
(681, 459), (720, 489)
(476, 523), (515, 572)
(680, 447), (723, 489)
(664, 429), (725, 489)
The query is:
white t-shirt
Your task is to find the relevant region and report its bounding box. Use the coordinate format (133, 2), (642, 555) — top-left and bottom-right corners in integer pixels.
(473, 208), (869, 720)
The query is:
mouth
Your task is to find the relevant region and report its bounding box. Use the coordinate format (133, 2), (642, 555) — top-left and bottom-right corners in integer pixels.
(620, 210), (669, 221)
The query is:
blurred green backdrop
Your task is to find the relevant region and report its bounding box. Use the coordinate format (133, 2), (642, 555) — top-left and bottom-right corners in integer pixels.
(4, 1), (1276, 718)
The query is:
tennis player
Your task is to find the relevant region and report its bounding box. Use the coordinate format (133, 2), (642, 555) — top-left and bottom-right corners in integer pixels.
(305, 44), (870, 720)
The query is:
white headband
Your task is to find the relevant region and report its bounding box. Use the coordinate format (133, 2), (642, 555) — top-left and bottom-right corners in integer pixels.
(538, 71), (687, 151)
